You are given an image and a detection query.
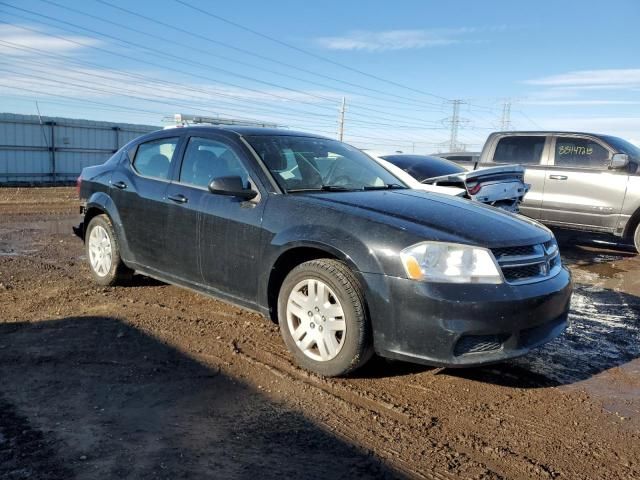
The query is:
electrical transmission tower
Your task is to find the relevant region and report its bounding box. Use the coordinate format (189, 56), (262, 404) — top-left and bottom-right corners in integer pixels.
(500, 100), (512, 131)
(447, 99), (465, 152)
(337, 97), (346, 141)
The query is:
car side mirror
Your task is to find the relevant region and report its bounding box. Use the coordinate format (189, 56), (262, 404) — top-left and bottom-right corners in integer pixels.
(208, 176), (258, 200)
(609, 153), (629, 170)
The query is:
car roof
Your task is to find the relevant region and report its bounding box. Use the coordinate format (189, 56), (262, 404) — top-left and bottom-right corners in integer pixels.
(489, 130), (609, 138)
(163, 125), (332, 139)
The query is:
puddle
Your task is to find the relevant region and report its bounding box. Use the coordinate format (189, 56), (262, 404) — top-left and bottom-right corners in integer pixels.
(0, 217), (78, 257)
(515, 285), (639, 382)
(512, 283), (640, 408)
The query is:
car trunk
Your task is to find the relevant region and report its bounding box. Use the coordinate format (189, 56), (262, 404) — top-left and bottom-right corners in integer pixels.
(422, 165), (529, 213)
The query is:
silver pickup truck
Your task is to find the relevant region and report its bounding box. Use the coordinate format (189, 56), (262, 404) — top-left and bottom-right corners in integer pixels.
(476, 131), (640, 252)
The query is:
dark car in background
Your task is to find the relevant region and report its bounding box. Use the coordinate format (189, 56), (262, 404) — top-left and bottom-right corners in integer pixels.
(434, 151), (481, 169)
(76, 126), (572, 376)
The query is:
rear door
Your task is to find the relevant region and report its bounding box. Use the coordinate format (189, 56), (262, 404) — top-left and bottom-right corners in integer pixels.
(480, 134), (550, 219)
(539, 135), (627, 231)
(110, 135), (182, 270)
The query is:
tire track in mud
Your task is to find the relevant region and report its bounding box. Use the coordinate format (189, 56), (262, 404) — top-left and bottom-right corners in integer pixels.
(2, 193), (640, 479)
(125, 300), (622, 480)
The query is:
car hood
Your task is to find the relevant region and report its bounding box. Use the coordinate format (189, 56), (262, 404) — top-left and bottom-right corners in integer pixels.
(302, 189), (550, 248)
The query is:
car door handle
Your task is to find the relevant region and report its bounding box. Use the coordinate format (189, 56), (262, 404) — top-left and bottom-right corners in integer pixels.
(113, 181), (127, 189)
(549, 175), (568, 180)
(168, 194), (188, 204)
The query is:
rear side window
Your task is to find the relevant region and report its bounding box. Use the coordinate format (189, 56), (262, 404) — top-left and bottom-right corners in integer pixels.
(445, 155), (473, 163)
(132, 137), (179, 180)
(493, 136), (545, 165)
(179, 137), (249, 188)
(554, 137), (610, 169)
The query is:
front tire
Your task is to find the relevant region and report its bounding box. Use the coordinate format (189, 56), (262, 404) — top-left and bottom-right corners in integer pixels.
(278, 259), (373, 377)
(85, 214), (132, 286)
(634, 223), (640, 254)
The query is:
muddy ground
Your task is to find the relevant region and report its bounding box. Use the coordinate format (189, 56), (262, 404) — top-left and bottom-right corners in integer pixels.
(0, 187), (638, 480)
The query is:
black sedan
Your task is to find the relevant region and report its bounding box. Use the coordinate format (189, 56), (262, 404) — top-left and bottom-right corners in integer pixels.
(76, 126), (572, 376)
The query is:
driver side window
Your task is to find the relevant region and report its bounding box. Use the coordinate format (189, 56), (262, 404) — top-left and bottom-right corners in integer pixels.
(554, 137), (610, 169)
(179, 137), (250, 189)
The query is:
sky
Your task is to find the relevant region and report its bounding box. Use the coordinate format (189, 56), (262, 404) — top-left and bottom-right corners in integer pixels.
(0, 0), (639, 152)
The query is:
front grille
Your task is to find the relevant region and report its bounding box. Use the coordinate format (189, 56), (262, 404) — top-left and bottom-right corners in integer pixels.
(503, 264), (543, 282)
(492, 245), (537, 259)
(492, 239), (562, 285)
(454, 334), (508, 356)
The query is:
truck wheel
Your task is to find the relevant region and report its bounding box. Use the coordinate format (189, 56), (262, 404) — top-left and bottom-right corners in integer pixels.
(85, 214), (132, 286)
(634, 223), (640, 254)
(278, 259), (373, 377)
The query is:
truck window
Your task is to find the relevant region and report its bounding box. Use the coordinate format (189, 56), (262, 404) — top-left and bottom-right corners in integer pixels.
(493, 136), (545, 165)
(554, 137), (610, 169)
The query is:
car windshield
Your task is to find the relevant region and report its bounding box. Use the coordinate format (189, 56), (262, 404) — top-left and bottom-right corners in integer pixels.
(246, 135), (406, 192)
(601, 135), (640, 160)
(381, 155), (465, 182)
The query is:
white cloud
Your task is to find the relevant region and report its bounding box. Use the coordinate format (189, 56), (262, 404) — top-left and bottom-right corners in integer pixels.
(0, 24), (100, 55)
(526, 69), (640, 90)
(0, 58), (342, 124)
(522, 99), (640, 106)
(315, 28), (477, 52)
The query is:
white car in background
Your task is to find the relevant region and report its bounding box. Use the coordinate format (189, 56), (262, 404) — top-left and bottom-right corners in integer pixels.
(367, 152), (529, 213)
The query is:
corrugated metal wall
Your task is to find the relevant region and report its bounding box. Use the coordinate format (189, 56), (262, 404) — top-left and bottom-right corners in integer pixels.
(0, 113), (159, 184)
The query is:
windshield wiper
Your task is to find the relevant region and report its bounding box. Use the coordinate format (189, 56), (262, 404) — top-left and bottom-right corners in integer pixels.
(320, 185), (355, 191)
(362, 184), (407, 190)
(287, 185), (356, 193)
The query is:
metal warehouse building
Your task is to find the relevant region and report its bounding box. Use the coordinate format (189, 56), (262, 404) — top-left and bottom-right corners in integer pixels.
(0, 113), (159, 184)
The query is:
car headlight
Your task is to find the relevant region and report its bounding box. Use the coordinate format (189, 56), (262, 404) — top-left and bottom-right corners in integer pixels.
(400, 241), (502, 284)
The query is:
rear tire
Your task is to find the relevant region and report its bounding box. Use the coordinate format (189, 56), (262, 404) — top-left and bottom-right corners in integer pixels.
(85, 214), (132, 286)
(278, 259), (373, 377)
(634, 223), (640, 254)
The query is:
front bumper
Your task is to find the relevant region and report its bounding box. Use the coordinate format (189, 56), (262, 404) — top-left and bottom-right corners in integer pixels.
(362, 267), (572, 367)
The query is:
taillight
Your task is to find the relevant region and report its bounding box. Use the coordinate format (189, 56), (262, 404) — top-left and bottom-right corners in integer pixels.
(467, 182), (482, 195)
(76, 176), (82, 197)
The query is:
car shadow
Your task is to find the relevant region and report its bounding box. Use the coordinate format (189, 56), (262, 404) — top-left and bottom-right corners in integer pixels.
(445, 284), (640, 388)
(0, 316), (403, 479)
(553, 228), (637, 260)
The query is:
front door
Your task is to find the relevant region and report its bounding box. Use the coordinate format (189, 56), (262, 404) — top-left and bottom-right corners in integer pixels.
(540, 136), (628, 231)
(167, 134), (266, 303)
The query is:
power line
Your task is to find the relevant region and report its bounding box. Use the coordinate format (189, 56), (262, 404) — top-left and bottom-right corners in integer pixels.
(0, 6), (452, 130)
(1, 51), (344, 127)
(173, 0), (452, 103)
(32, 0), (447, 120)
(0, 27), (450, 132)
(94, 0), (449, 111)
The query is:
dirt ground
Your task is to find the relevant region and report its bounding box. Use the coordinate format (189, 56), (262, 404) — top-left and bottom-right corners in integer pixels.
(1, 187), (639, 480)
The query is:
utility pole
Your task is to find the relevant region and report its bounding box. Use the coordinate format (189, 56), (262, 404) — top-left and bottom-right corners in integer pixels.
(500, 100), (512, 131)
(338, 97), (346, 141)
(448, 99), (463, 152)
